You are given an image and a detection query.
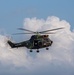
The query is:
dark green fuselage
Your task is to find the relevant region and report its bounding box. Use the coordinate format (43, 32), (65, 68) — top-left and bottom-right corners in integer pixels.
(8, 35), (53, 49)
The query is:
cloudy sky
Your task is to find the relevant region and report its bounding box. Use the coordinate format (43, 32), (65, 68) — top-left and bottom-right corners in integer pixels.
(0, 0), (74, 75)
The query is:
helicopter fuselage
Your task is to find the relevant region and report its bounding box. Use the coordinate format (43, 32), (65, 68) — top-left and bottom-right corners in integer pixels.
(8, 35), (53, 50)
(7, 27), (63, 52)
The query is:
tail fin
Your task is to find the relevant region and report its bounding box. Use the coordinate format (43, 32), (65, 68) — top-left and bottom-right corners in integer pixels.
(7, 40), (15, 48)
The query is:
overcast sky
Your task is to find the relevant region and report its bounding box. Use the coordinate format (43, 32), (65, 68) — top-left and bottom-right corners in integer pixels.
(0, 0), (74, 75)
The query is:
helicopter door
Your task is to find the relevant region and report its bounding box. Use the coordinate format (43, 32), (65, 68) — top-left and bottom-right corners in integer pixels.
(34, 40), (38, 46)
(33, 40), (42, 48)
(34, 40), (39, 48)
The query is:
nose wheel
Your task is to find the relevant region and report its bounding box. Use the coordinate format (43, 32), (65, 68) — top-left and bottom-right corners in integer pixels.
(46, 48), (49, 50)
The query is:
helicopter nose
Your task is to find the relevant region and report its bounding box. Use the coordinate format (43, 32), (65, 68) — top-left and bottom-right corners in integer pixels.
(49, 41), (53, 46)
(51, 41), (53, 44)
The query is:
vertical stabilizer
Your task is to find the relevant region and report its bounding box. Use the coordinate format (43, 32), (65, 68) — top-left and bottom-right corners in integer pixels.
(7, 40), (15, 48)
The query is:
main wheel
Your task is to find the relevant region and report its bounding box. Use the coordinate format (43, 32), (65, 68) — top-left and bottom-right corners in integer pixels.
(37, 50), (39, 53)
(30, 50), (33, 52)
(46, 48), (49, 50)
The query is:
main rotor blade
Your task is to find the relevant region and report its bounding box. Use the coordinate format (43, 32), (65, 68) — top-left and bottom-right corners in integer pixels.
(18, 28), (36, 33)
(41, 32), (56, 34)
(12, 33), (35, 35)
(12, 32), (55, 35)
(39, 27), (64, 33)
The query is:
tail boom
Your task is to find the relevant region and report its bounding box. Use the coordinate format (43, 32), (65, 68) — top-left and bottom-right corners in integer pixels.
(7, 40), (28, 48)
(8, 41), (16, 48)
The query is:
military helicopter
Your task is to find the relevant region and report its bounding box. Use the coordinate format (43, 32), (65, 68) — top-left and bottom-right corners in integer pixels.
(8, 27), (63, 53)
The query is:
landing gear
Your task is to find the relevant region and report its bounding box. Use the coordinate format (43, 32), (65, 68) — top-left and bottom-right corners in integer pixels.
(51, 41), (53, 45)
(46, 48), (49, 50)
(36, 49), (39, 53)
(30, 49), (39, 53)
(30, 50), (33, 52)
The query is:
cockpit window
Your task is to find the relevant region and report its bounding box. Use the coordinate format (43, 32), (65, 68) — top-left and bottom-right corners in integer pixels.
(44, 38), (49, 42)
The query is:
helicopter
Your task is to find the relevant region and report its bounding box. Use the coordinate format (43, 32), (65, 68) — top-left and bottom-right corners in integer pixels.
(7, 27), (64, 53)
